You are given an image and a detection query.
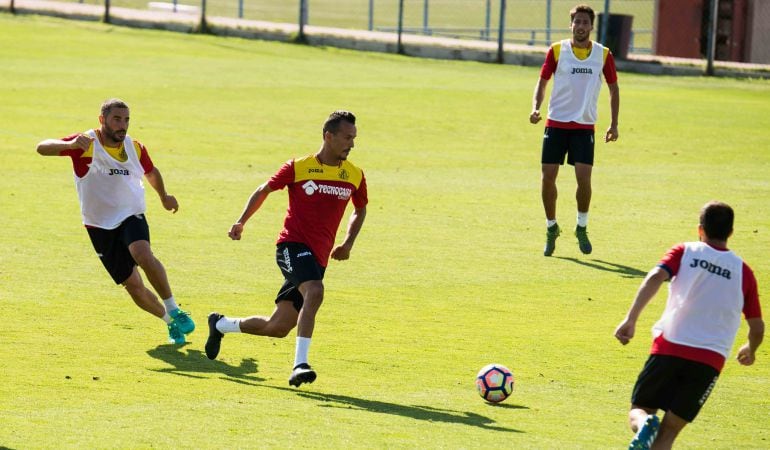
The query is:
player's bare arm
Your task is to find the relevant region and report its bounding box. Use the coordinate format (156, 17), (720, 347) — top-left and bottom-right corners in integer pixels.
(530, 78), (549, 124)
(615, 267), (669, 345)
(36, 134), (94, 156)
(605, 82), (620, 142)
(737, 318), (765, 366)
(228, 182), (274, 240)
(145, 167), (178, 213)
(331, 206), (367, 261)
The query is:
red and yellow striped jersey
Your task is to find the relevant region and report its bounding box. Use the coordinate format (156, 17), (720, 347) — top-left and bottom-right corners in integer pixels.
(268, 155), (368, 267)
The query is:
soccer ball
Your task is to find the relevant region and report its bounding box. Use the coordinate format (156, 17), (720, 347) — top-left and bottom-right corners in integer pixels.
(476, 363), (514, 403)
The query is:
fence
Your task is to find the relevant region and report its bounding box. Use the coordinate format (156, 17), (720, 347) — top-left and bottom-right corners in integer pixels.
(8, 0), (770, 69)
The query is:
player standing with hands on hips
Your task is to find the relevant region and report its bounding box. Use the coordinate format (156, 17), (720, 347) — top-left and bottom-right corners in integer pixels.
(205, 110), (368, 388)
(615, 201), (763, 449)
(36, 98), (195, 344)
(530, 3), (620, 256)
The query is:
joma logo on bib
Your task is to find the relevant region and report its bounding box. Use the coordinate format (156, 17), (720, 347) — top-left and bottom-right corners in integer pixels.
(108, 168), (131, 176)
(571, 67), (593, 74)
(689, 258), (732, 280)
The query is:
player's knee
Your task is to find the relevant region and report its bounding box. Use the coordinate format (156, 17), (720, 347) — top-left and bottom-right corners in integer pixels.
(123, 279), (145, 298)
(128, 241), (155, 266)
(302, 284), (325, 303)
(122, 270), (141, 291)
(541, 173), (558, 184)
(133, 251), (157, 268)
(271, 325), (294, 338)
(264, 317), (295, 338)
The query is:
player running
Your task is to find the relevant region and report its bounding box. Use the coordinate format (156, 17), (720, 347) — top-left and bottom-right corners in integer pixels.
(36, 98), (194, 344)
(615, 201), (764, 449)
(205, 110), (368, 387)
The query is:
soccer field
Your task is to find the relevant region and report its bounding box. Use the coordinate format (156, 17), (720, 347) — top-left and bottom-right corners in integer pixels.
(1, 13), (769, 448)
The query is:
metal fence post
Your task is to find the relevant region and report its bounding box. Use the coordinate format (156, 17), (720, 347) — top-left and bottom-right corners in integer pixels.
(706, 0), (718, 75)
(600, 0), (610, 44)
(368, 0), (374, 31)
(484, 0), (490, 40)
(238, 0), (243, 19)
(497, 0), (506, 63)
(199, 0), (209, 33)
(10, 0), (15, 14)
(546, 0), (552, 44)
(423, 0), (429, 35)
(298, 0), (307, 42)
(103, 0), (110, 23)
(397, 0), (405, 54)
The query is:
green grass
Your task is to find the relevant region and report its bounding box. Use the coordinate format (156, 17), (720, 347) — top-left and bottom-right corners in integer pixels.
(1, 13), (770, 448)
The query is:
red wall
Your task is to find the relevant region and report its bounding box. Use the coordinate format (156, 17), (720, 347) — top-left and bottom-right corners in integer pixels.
(655, 0), (705, 58)
(655, 0), (748, 62)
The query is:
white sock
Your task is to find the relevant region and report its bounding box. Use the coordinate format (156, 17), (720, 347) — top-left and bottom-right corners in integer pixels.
(162, 296), (179, 312)
(577, 211), (589, 227)
(294, 337), (311, 368)
(215, 317), (242, 334)
(546, 219), (558, 228)
(161, 313), (172, 324)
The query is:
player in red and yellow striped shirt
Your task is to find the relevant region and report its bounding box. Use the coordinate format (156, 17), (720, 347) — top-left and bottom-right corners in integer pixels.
(205, 111), (368, 388)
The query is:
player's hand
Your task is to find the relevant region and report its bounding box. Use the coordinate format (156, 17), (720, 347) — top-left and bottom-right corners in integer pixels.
(330, 244), (351, 261)
(161, 194), (178, 213)
(605, 126), (619, 143)
(529, 110), (542, 124)
(736, 344), (756, 366)
(71, 134), (95, 151)
(228, 223), (244, 240)
(614, 320), (635, 345)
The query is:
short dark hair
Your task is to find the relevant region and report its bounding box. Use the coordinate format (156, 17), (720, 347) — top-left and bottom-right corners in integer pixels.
(570, 4), (595, 25)
(101, 98), (129, 118)
(323, 110), (356, 136)
(700, 201), (734, 241)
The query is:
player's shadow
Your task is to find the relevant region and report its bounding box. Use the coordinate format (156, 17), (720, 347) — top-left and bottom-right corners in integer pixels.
(555, 257), (647, 278)
(224, 379), (525, 432)
(146, 344), (266, 382)
(295, 390), (525, 432)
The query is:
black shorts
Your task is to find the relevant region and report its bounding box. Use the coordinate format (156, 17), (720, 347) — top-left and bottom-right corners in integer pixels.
(631, 354), (720, 422)
(275, 242), (326, 312)
(86, 214), (150, 284)
(541, 127), (595, 166)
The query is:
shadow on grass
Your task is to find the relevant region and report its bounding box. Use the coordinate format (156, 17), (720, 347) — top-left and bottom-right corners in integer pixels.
(146, 344), (265, 382)
(555, 257), (648, 278)
(224, 378), (525, 432)
(147, 346), (524, 432)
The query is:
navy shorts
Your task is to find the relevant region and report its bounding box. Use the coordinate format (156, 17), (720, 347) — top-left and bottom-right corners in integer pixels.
(631, 354), (720, 422)
(275, 242), (326, 312)
(541, 127), (595, 166)
(86, 214), (150, 284)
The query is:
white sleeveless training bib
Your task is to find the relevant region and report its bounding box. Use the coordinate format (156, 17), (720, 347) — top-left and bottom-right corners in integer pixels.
(75, 130), (146, 229)
(653, 241), (744, 358)
(548, 40), (605, 125)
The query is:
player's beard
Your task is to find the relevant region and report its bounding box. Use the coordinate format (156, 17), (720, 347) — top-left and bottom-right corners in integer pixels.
(103, 123), (126, 143)
(573, 29), (589, 44)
